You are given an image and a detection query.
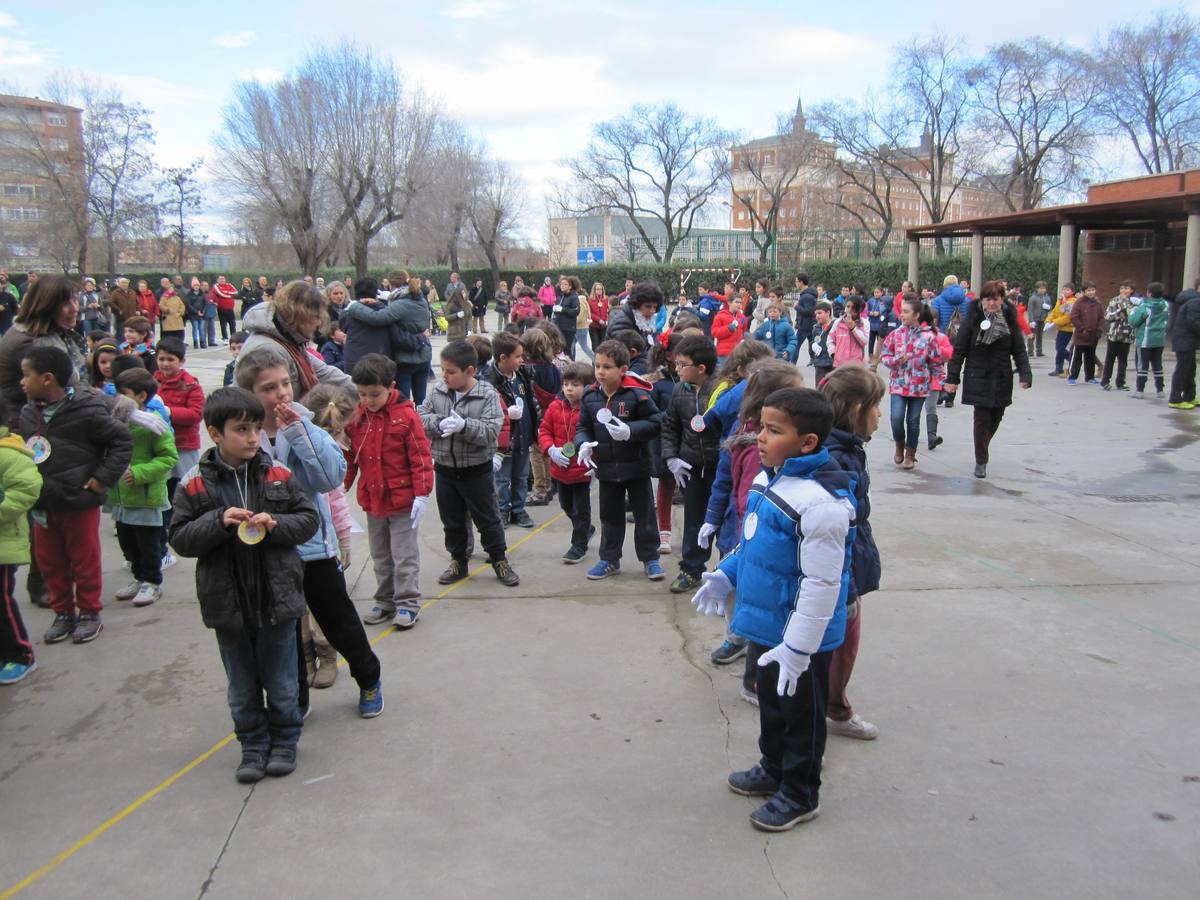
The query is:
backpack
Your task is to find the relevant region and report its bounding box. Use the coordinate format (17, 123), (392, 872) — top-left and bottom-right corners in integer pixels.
(945, 307), (962, 343)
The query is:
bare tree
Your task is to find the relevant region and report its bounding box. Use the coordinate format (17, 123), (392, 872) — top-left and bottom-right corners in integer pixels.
(810, 98), (900, 257)
(1096, 11), (1200, 174)
(468, 157), (524, 287)
(729, 112), (822, 263)
(966, 39), (1099, 209)
(159, 159), (202, 274)
(559, 103), (730, 262)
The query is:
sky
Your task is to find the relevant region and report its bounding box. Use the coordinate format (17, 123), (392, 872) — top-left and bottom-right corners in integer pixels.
(2, 0), (1197, 249)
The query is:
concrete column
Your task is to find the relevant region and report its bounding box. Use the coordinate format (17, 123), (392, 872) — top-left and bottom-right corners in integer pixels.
(1057, 222), (1077, 290)
(971, 230), (985, 291)
(1182, 212), (1200, 292)
(908, 239), (920, 288)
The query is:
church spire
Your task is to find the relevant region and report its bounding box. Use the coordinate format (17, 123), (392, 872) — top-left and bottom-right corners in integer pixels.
(793, 94), (806, 134)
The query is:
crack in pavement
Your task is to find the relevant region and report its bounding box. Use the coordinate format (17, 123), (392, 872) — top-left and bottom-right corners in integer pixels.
(667, 593), (733, 769)
(197, 783), (255, 899)
(763, 839), (790, 900)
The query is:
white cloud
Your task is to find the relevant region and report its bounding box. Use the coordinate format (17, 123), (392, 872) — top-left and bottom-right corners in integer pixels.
(444, 0), (511, 19)
(0, 35), (42, 66)
(214, 30), (256, 49)
(0, 11), (16, 28)
(238, 68), (284, 84)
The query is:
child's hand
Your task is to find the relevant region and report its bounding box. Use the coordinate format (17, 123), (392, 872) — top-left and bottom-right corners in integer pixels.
(223, 507), (251, 527)
(758, 642), (812, 697)
(248, 512), (277, 532)
(275, 403), (300, 428)
(84, 477), (105, 494)
(121, 469), (135, 485)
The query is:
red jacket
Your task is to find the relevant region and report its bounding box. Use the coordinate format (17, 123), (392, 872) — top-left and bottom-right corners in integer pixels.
(343, 390), (433, 516)
(712, 308), (748, 357)
(154, 368), (205, 450)
(588, 295), (609, 327)
(213, 281), (238, 312)
(537, 396), (591, 484)
(137, 289), (159, 323)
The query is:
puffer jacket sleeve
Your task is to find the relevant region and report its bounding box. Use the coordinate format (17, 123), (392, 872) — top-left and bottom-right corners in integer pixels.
(625, 389), (662, 443)
(91, 411), (134, 491)
(130, 429), (178, 486)
(264, 479), (320, 548)
(660, 389), (683, 461)
(416, 391), (443, 439)
(170, 480), (232, 557)
(704, 448), (734, 526)
(282, 416), (347, 494)
(402, 404), (434, 497)
(326, 485), (354, 541)
(538, 400), (560, 454)
(783, 322), (798, 361)
(0, 447), (41, 525)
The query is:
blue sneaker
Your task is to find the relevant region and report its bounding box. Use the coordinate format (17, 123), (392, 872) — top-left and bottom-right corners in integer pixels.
(644, 560), (665, 581)
(1067, 378), (1078, 385)
(393, 609), (419, 630)
(0, 660), (36, 685)
(1085, 378), (1101, 385)
(358, 681), (384, 718)
(586, 560), (620, 580)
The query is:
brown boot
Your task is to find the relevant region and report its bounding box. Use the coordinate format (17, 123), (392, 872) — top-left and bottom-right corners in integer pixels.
(312, 640), (338, 689)
(902, 447), (917, 470)
(894, 440), (905, 465)
(303, 639), (317, 686)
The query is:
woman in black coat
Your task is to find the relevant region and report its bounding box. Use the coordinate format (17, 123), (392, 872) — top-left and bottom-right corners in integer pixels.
(943, 280), (1032, 479)
(470, 280), (490, 335)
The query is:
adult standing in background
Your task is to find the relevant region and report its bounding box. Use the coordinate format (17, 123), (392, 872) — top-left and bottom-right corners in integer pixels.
(340, 272), (433, 403)
(183, 277), (208, 349)
(212, 275), (239, 344)
(0, 270), (21, 336)
(325, 282), (349, 338)
(238, 277), (259, 320)
(553, 275), (582, 358)
(470, 279), (490, 334)
(135, 279), (159, 334)
(1167, 277), (1200, 408)
(793, 273), (818, 363)
(79, 276), (108, 339)
(108, 276), (138, 338)
(444, 272), (463, 303)
(493, 280), (512, 331)
(587, 282), (609, 354)
(538, 276), (558, 319)
(943, 280), (1031, 479)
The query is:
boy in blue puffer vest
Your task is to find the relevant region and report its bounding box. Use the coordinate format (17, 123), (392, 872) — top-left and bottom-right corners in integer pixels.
(691, 387), (855, 833)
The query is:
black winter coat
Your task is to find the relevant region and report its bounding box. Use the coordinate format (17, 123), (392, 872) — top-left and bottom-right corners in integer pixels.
(604, 305), (653, 371)
(661, 377), (720, 475)
(574, 376), (662, 482)
(17, 388), (133, 511)
(470, 287), (490, 318)
(1168, 289), (1200, 352)
(648, 373), (676, 479)
(794, 286), (818, 335)
(946, 302), (1032, 408)
(183, 289), (207, 321)
(824, 427), (880, 600)
(482, 364), (541, 452)
(552, 291), (581, 335)
(169, 449), (319, 632)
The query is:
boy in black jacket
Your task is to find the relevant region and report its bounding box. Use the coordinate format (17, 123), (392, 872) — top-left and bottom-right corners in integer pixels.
(18, 346), (132, 644)
(575, 339), (663, 581)
(662, 335), (722, 594)
(170, 388), (319, 784)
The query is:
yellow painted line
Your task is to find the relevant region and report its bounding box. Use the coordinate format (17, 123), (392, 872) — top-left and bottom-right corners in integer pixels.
(0, 513), (563, 898)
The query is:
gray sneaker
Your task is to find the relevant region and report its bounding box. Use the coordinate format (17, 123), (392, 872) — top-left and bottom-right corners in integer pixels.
(44, 613), (77, 644)
(132, 583), (161, 607)
(362, 605), (396, 625)
(115, 580), (141, 601)
(71, 614), (103, 643)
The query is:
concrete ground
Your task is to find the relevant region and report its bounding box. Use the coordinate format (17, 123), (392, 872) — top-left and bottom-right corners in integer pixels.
(1, 338), (1198, 900)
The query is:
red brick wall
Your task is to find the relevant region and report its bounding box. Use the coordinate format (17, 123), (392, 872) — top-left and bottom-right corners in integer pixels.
(1087, 170), (1200, 203)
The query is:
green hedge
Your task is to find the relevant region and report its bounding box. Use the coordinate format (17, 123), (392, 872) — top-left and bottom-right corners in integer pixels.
(88, 250), (1064, 296)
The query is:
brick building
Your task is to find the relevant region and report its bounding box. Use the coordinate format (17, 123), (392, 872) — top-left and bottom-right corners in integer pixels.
(0, 93), (86, 272)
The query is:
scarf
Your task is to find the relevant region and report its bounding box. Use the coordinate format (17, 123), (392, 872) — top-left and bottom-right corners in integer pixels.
(979, 309), (1009, 345)
(633, 309), (656, 335)
(268, 313), (319, 394)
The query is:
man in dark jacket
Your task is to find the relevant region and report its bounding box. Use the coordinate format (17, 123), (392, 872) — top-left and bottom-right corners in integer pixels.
(1167, 278), (1200, 407)
(793, 273), (818, 362)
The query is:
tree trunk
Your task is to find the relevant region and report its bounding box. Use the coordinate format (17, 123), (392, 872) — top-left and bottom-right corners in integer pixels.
(105, 229), (117, 275)
(352, 233), (370, 279)
(76, 235), (87, 276)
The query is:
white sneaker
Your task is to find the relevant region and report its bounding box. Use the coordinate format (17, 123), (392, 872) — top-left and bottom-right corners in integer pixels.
(115, 580), (142, 601)
(658, 531), (672, 555)
(826, 714), (879, 740)
(161, 552), (177, 570)
(739, 686), (759, 707)
(132, 583), (161, 607)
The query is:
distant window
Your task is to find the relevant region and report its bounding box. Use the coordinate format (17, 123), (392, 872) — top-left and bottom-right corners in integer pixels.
(50, 138), (69, 152)
(47, 113), (67, 127)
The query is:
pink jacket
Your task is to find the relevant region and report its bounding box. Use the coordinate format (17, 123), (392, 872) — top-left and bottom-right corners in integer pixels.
(829, 316), (868, 367)
(880, 324), (944, 397)
(537, 285), (558, 307)
(326, 485), (354, 542)
(728, 429), (762, 524)
(930, 332), (953, 392)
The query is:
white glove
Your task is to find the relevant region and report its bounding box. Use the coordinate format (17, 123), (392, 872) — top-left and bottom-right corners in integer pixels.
(576, 440), (599, 470)
(130, 408), (169, 435)
(439, 410), (465, 436)
(666, 457), (692, 488)
(507, 398), (524, 420)
(553, 304), (563, 313)
(492, 454), (503, 473)
(339, 538), (352, 570)
(604, 417), (631, 441)
(410, 495), (428, 526)
(548, 446), (569, 467)
(697, 521), (718, 549)
(690, 570), (733, 617)
(758, 642), (812, 697)
(456, 310), (465, 318)
(699, 307), (711, 316)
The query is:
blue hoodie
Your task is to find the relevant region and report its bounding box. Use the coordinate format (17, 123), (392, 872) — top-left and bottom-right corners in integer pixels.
(932, 283), (968, 331)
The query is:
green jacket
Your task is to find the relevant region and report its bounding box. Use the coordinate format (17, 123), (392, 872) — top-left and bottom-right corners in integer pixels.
(107, 421), (177, 509)
(1128, 297), (1169, 349)
(0, 430), (42, 564)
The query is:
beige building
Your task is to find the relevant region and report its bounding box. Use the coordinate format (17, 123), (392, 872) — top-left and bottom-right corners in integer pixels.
(0, 93), (86, 272)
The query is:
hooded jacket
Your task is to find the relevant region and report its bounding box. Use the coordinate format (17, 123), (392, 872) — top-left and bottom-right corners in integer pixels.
(1104, 295), (1136, 344)
(239, 304), (353, 398)
(344, 389), (433, 516)
(482, 363), (541, 453)
(1047, 295), (1076, 333)
(1069, 295), (1105, 346)
(932, 283), (968, 332)
(154, 368), (205, 451)
(823, 427), (879, 601)
(661, 377), (720, 474)
(753, 317), (798, 361)
(1126, 296), (1166, 349)
(551, 291), (581, 335)
(721, 448), (856, 653)
(169, 448), (318, 632)
(0, 430), (41, 564)
(712, 308), (748, 357)
(339, 287), (434, 367)
(338, 299), (425, 373)
(538, 396), (592, 485)
(416, 378), (504, 469)
(105, 418), (178, 510)
(1168, 288), (1200, 353)
(574, 374), (662, 482)
(18, 387), (133, 511)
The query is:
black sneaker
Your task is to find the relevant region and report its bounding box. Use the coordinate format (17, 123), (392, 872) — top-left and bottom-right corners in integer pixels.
(727, 765), (781, 797)
(44, 613), (76, 644)
(492, 558), (520, 586)
(710, 639), (748, 666)
(562, 546), (587, 564)
(749, 792), (819, 832)
(499, 511), (511, 528)
(511, 511), (535, 528)
(236, 749), (268, 784)
(927, 435), (943, 450)
(669, 571), (701, 594)
(265, 745), (297, 777)
(71, 614), (103, 643)
(526, 494), (550, 507)
(437, 559), (469, 584)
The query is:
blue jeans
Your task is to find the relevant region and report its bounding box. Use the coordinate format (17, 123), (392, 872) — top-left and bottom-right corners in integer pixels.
(189, 318), (206, 347)
(215, 620), (302, 752)
(574, 328), (594, 360)
(890, 394), (924, 449)
(496, 444), (530, 516)
(1054, 331), (1072, 373)
(395, 363), (429, 405)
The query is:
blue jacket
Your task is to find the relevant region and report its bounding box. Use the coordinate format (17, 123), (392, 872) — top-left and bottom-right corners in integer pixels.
(753, 319), (798, 361)
(653, 304), (668, 335)
(932, 284), (968, 331)
(703, 379), (748, 439)
(720, 448), (856, 653)
(823, 427), (879, 600)
(697, 294), (724, 334)
(262, 403), (347, 563)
